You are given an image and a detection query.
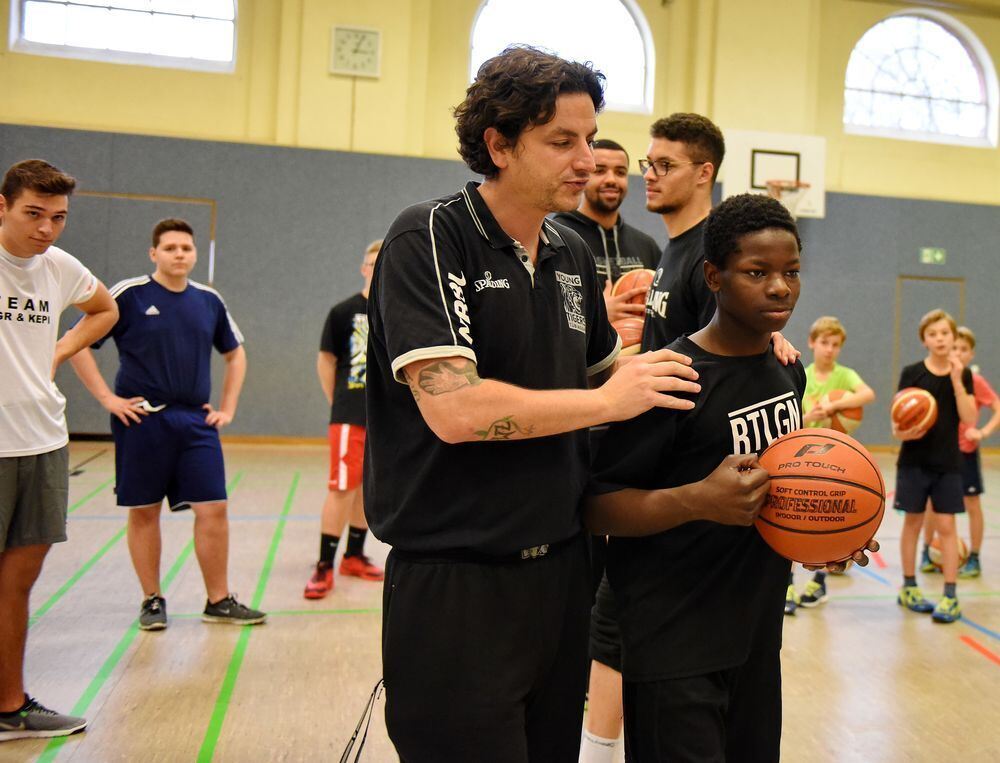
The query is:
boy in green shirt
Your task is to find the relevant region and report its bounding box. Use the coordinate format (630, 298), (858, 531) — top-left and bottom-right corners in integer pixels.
(786, 316), (876, 613)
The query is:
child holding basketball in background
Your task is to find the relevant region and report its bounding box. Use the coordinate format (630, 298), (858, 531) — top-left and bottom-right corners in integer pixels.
(585, 194), (876, 761)
(894, 309), (975, 624)
(786, 316), (876, 613)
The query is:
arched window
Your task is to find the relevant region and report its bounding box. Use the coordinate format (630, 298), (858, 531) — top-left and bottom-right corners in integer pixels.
(843, 11), (998, 146)
(469, 0), (653, 113)
(10, 1), (237, 73)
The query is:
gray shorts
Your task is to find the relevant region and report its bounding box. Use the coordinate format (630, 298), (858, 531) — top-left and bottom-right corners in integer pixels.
(0, 446), (69, 552)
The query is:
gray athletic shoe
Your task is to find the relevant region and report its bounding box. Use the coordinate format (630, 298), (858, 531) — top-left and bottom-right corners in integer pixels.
(139, 594), (167, 631)
(202, 594), (266, 625)
(0, 696), (87, 741)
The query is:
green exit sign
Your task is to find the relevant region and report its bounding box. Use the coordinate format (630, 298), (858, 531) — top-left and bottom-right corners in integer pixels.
(920, 247), (947, 265)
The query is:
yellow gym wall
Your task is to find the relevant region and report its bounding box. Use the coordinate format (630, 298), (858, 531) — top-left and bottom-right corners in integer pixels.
(1, 0), (999, 205)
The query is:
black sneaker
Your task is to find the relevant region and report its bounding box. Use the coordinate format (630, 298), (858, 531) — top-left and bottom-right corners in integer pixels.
(0, 696), (87, 741)
(139, 594), (167, 631)
(202, 594), (267, 625)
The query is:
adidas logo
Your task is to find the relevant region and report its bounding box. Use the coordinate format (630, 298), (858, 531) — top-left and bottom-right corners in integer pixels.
(145, 305), (160, 316)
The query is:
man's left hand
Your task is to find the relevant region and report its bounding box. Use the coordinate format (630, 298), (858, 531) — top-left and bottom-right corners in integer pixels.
(771, 332), (801, 366)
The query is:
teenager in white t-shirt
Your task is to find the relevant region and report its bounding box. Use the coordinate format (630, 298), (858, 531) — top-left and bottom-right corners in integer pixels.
(0, 160), (117, 742)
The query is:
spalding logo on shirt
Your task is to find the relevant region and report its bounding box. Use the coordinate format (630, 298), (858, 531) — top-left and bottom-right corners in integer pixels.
(446, 271), (473, 344)
(728, 390), (802, 455)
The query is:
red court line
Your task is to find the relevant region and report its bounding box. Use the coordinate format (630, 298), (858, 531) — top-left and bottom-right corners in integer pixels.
(960, 635), (1000, 667)
(872, 551), (888, 569)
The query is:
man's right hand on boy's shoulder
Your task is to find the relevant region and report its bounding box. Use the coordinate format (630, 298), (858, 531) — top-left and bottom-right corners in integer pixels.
(680, 454), (770, 526)
(600, 347), (701, 420)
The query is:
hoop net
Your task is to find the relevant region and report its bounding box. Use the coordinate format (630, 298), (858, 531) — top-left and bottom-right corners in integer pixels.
(765, 179), (811, 218)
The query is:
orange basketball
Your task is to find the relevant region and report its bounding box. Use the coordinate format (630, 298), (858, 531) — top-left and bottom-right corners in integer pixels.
(756, 428), (885, 565)
(820, 389), (863, 435)
(612, 269), (655, 305)
(891, 387), (937, 434)
(614, 317), (645, 354)
(928, 534), (970, 569)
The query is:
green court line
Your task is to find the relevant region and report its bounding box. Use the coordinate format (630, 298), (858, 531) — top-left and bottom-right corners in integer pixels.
(38, 540), (195, 762)
(38, 470), (244, 762)
(30, 470), (246, 629)
(29, 527), (127, 627)
(67, 476), (114, 514)
(197, 471), (299, 763)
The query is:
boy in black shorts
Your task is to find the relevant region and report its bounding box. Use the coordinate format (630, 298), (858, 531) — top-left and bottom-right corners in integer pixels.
(894, 309), (975, 624)
(585, 194), (875, 761)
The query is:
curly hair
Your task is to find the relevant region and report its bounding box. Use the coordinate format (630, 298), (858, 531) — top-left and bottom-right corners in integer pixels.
(703, 193), (801, 268)
(454, 46), (605, 178)
(1, 159), (76, 204)
(649, 113), (725, 183)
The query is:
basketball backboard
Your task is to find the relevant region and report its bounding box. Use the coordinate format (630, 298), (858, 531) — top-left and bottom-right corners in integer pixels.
(722, 129), (827, 218)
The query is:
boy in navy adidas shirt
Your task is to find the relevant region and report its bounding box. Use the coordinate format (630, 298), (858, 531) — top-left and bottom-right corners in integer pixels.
(586, 194), (876, 761)
(70, 218), (265, 630)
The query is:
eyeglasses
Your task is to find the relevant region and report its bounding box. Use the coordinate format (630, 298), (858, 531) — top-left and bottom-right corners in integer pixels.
(638, 158), (705, 177)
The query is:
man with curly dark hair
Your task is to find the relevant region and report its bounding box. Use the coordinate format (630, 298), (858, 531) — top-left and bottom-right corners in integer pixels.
(363, 46), (722, 761)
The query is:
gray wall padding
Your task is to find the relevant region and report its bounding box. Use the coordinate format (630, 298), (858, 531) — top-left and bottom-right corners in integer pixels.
(2, 123), (997, 445)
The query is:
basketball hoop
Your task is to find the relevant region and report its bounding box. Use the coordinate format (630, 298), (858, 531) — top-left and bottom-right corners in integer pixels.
(765, 179), (811, 219)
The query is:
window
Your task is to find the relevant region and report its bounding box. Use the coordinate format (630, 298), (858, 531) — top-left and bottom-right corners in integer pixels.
(469, 0), (653, 113)
(10, 1), (236, 73)
(843, 11), (998, 146)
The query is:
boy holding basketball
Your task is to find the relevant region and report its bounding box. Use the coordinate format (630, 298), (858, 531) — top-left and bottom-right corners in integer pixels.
(585, 194), (876, 760)
(790, 316), (876, 611)
(893, 309), (975, 624)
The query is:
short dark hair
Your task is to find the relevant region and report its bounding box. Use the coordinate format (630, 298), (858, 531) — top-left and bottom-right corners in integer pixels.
(649, 113), (725, 183)
(454, 46), (606, 178)
(703, 193), (801, 268)
(152, 218), (194, 247)
(1, 159), (76, 205)
(592, 138), (628, 164)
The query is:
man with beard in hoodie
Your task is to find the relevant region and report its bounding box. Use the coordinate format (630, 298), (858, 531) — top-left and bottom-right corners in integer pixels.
(552, 139), (660, 325)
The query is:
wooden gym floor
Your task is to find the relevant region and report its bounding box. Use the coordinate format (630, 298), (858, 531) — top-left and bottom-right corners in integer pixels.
(2, 442), (998, 762)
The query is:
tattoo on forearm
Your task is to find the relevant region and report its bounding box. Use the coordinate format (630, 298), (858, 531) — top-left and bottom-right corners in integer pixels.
(476, 416), (535, 441)
(402, 369), (422, 402)
(417, 359), (482, 396)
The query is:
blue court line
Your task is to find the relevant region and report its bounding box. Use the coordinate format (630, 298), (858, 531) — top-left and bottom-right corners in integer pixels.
(961, 616), (1000, 643)
(853, 564), (891, 586)
(850, 552), (1000, 643)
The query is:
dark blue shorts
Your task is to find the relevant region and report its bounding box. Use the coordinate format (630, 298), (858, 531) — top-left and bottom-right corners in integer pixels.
(112, 406), (227, 510)
(894, 465), (964, 515)
(961, 451), (983, 496)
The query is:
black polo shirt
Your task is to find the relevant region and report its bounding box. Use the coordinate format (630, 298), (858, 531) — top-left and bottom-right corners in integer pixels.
(365, 182), (620, 555)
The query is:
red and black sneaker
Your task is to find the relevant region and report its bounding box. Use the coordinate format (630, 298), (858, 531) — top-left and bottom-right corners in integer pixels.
(339, 554), (384, 581)
(304, 561), (334, 599)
